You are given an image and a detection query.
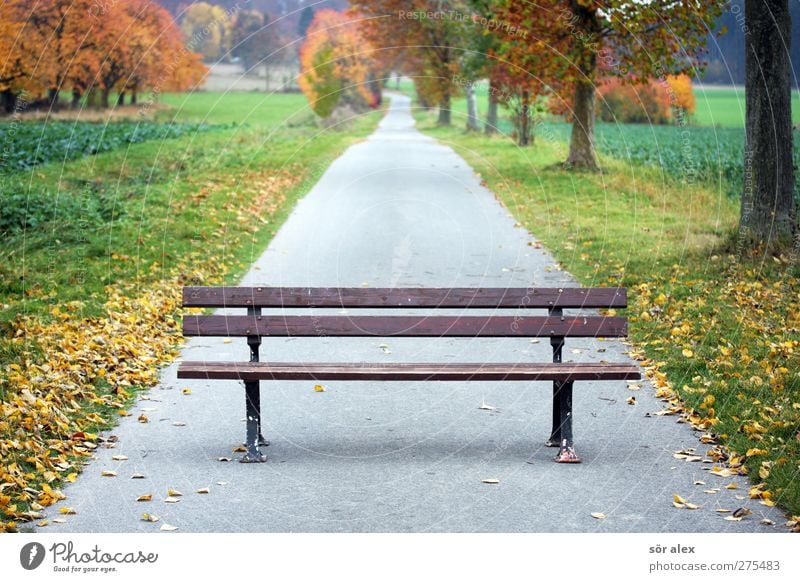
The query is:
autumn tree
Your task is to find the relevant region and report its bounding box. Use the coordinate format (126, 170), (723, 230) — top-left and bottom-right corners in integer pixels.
(231, 10), (272, 72)
(497, 1), (723, 170)
(180, 1), (232, 62)
(739, 0), (797, 251)
(298, 9), (381, 118)
(352, 0), (472, 125)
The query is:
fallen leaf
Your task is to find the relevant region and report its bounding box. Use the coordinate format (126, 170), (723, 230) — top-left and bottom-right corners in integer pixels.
(101, 471), (117, 477)
(52, 518), (66, 524)
(314, 384), (326, 392)
(160, 524), (178, 532)
(693, 480), (706, 486)
(141, 513), (160, 523)
(59, 507), (76, 515)
(673, 493), (687, 504)
(66, 473), (78, 483)
(196, 487), (210, 494)
(715, 508), (732, 513)
(37, 520), (49, 527)
(724, 483), (738, 490)
(167, 489), (183, 497)
(478, 402), (497, 411)
(682, 349), (694, 358)
(724, 516), (743, 521)
(216, 481), (228, 486)
(182, 388), (192, 395)
(131, 473), (146, 479)
(733, 508), (752, 518)
(164, 497), (181, 504)
(760, 518), (775, 526)
(218, 457), (232, 462)
(136, 495), (152, 502)
(172, 421), (187, 427)
(111, 455), (128, 461)
(685, 502), (699, 510)
(591, 512), (606, 519)
(481, 479), (500, 484)
(232, 446), (246, 453)
(138, 414), (149, 423)
(626, 396), (636, 405)
(223, 338), (232, 344)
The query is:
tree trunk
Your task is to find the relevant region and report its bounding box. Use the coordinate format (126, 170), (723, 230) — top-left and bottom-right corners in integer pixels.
(101, 88), (111, 108)
(71, 89), (81, 109)
(437, 92), (451, 125)
(740, 0), (797, 251)
(48, 88), (60, 111)
(131, 89), (137, 105)
(117, 91), (125, 106)
(2, 90), (17, 114)
(485, 80), (498, 135)
(87, 88), (97, 108)
(566, 80), (599, 170)
(518, 90), (531, 147)
(466, 82), (479, 131)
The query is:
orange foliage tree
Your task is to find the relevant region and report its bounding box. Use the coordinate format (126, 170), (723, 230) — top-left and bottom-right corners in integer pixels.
(298, 9), (381, 118)
(0, 0), (206, 112)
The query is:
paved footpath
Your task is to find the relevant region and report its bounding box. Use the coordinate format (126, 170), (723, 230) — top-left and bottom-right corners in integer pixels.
(44, 94), (786, 532)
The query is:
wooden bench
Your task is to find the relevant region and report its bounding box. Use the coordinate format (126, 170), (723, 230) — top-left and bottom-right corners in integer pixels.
(177, 287), (640, 464)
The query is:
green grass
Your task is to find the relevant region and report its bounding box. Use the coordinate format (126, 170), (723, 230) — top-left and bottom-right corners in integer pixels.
(410, 100), (800, 518)
(0, 90), (383, 339)
(692, 85), (800, 128)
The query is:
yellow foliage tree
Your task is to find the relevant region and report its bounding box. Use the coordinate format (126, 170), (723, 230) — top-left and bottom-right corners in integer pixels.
(666, 74), (696, 118)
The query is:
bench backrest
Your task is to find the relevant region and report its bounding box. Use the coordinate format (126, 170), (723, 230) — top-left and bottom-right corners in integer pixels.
(181, 287), (628, 339)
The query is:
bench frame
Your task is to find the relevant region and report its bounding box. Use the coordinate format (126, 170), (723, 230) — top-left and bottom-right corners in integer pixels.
(177, 287), (640, 464)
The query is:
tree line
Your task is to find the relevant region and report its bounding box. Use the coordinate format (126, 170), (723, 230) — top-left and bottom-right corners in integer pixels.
(296, 0), (796, 254)
(0, 0), (207, 112)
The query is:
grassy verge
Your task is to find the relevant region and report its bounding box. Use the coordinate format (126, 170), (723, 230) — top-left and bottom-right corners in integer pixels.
(0, 92), (384, 531)
(411, 107), (800, 522)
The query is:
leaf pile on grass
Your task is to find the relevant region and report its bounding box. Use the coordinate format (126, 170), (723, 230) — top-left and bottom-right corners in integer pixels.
(0, 168), (302, 532)
(620, 255), (800, 524)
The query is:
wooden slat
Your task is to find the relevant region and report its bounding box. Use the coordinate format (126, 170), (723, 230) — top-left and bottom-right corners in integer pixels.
(182, 315), (628, 338)
(182, 286), (627, 309)
(178, 361), (641, 382)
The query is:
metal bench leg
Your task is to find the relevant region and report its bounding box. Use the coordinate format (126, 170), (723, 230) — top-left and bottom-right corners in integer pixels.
(546, 381), (562, 447)
(241, 380), (267, 463)
(554, 381), (581, 463)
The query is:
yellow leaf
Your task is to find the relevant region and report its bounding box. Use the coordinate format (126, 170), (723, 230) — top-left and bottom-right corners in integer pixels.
(101, 470), (117, 477)
(673, 494), (687, 504)
(182, 388), (192, 395)
(314, 384), (326, 392)
(591, 512), (606, 519)
(724, 483), (738, 490)
(111, 455), (128, 461)
(141, 513), (160, 523)
(685, 502), (699, 510)
(138, 414), (149, 423)
(66, 473), (78, 483)
(682, 349), (694, 358)
(167, 489), (183, 497)
(59, 507), (76, 515)
(136, 495), (152, 502)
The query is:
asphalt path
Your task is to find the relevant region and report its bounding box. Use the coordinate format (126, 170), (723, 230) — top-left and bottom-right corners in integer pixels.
(43, 94), (787, 533)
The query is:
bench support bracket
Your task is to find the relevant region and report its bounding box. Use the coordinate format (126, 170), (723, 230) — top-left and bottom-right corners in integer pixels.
(241, 307), (268, 463)
(548, 310), (580, 463)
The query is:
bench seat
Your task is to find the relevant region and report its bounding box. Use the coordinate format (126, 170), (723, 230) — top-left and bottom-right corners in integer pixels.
(178, 361), (641, 382)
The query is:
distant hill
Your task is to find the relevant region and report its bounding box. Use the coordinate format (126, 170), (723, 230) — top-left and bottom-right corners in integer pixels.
(700, 0), (799, 86)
